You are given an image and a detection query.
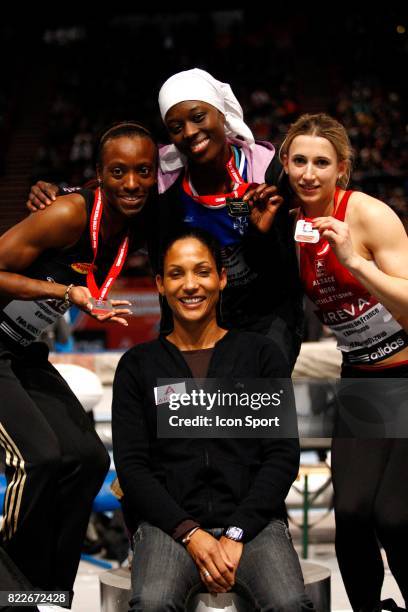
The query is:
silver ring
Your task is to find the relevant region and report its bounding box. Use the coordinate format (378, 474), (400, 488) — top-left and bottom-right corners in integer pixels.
(202, 570), (211, 578)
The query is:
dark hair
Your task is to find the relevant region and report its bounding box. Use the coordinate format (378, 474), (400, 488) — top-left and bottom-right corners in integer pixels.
(158, 227), (223, 276)
(96, 121), (157, 167)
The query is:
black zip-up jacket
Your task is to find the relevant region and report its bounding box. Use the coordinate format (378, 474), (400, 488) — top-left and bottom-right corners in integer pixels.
(112, 330), (299, 543)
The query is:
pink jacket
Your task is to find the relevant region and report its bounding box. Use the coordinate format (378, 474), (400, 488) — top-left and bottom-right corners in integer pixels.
(157, 138), (275, 194)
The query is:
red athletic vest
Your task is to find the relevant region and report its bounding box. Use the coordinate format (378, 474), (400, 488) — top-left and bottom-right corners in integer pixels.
(299, 189), (408, 365)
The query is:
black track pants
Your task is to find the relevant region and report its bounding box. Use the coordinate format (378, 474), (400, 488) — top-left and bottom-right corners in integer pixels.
(332, 363), (408, 611)
(0, 342), (109, 594)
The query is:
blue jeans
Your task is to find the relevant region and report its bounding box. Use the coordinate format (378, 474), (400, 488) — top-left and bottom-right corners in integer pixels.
(129, 520), (315, 612)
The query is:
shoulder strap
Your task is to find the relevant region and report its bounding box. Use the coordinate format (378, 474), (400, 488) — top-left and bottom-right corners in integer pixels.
(334, 188), (353, 222)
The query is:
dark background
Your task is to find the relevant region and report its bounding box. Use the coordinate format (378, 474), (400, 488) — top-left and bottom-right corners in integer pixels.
(1, 9), (407, 235)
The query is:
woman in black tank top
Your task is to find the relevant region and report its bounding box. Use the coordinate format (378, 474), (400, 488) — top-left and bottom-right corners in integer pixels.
(0, 122), (157, 601)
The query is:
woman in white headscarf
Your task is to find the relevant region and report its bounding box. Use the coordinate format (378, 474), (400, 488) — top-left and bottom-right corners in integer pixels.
(155, 68), (303, 371)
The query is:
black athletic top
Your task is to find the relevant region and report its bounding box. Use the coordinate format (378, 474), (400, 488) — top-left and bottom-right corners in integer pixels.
(0, 189), (131, 349)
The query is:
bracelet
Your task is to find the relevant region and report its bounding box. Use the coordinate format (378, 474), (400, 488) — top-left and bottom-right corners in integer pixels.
(63, 284), (74, 305)
(181, 526), (200, 546)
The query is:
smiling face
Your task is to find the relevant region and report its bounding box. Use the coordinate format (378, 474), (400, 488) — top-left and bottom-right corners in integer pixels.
(97, 135), (157, 217)
(164, 101), (228, 165)
(156, 237), (227, 327)
(283, 135), (346, 212)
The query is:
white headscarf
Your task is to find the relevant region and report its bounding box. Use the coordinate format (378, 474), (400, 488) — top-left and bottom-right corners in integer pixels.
(158, 68), (255, 172)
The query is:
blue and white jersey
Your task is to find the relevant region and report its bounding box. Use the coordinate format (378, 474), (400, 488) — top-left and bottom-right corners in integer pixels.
(180, 146), (257, 288)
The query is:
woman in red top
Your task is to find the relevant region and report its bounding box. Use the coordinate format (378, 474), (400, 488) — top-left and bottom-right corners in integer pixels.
(280, 113), (408, 611)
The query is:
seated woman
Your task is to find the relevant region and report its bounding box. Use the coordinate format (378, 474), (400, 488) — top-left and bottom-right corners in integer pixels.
(112, 227), (314, 612)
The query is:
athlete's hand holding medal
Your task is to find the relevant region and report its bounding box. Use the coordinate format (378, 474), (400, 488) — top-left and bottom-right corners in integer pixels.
(311, 216), (356, 268)
(65, 285), (131, 327)
(294, 211), (356, 270)
(87, 297), (132, 327)
(242, 183), (284, 233)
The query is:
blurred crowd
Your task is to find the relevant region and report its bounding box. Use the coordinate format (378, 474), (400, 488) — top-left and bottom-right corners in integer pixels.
(1, 13), (407, 227)
(333, 79), (408, 228)
(28, 14), (300, 186)
(24, 14), (407, 232)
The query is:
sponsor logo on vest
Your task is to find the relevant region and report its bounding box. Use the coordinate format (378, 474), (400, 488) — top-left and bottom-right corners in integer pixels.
(315, 259), (326, 278)
(323, 298), (372, 324)
(370, 338), (405, 361)
(71, 262), (93, 274)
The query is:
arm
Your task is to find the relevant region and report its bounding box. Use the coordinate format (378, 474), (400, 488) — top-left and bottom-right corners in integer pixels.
(313, 194), (408, 318)
(224, 438), (299, 542)
(111, 353), (195, 535)
(0, 194), (131, 324)
(223, 342), (300, 542)
(112, 354), (236, 593)
(0, 195), (87, 302)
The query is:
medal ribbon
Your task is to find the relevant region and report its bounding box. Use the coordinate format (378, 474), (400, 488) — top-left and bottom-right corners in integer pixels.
(86, 188), (129, 299)
(182, 147), (250, 208)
